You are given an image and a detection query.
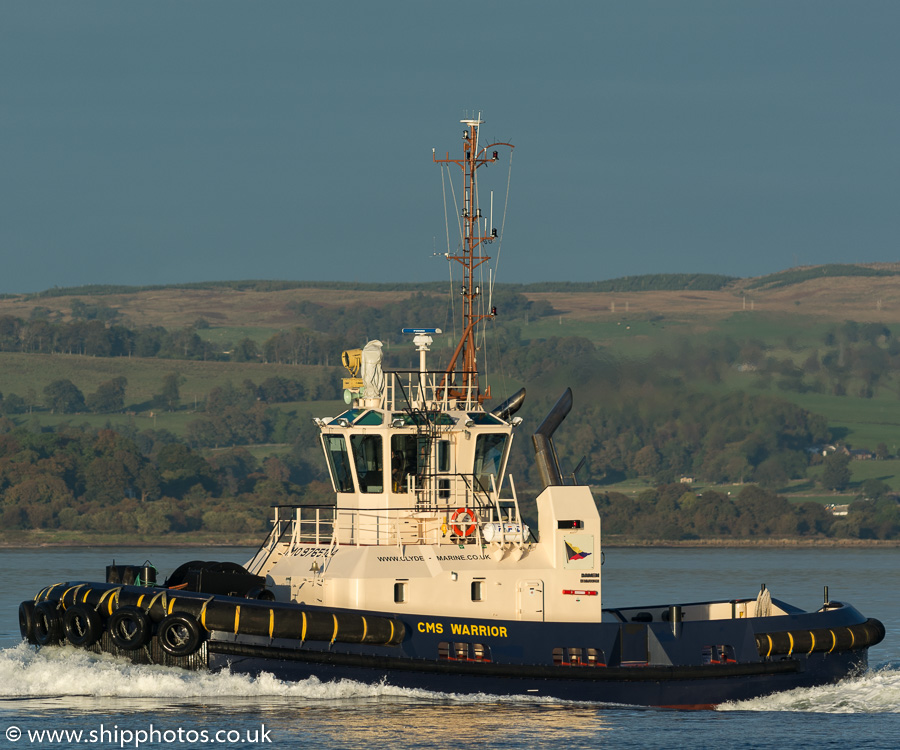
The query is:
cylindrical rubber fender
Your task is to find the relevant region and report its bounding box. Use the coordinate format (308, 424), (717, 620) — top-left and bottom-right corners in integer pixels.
(48, 582), (407, 647)
(192, 600), (405, 646)
(756, 618), (886, 657)
(157, 612), (205, 657)
(19, 601), (36, 644)
(63, 604), (103, 648)
(32, 601), (63, 646)
(108, 605), (153, 650)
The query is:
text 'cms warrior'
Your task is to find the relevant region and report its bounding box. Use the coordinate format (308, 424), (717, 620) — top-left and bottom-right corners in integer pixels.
(20, 115), (884, 708)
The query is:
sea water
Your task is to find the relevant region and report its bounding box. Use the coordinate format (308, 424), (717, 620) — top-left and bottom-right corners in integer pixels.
(0, 546), (897, 749)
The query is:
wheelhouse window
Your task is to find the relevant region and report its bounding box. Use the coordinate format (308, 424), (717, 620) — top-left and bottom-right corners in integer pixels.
(474, 433), (508, 491)
(323, 434), (354, 493)
(392, 412), (456, 426)
(437, 440), (451, 472)
(438, 440), (451, 498)
(350, 434), (383, 493)
(391, 434), (428, 493)
(329, 409), (364, 426)
(466, 412), (502, 426)
(328, 409), (383, 426)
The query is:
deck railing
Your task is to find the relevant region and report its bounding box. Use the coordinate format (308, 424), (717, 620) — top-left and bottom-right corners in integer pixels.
(260, 492), (521, 550)
(383, 369), (480, 412)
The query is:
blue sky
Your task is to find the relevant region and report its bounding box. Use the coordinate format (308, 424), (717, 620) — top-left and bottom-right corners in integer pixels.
(1, 1), (898, 294)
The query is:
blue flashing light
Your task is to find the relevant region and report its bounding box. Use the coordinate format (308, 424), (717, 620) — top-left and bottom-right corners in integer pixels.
(401, 328), (442, 334)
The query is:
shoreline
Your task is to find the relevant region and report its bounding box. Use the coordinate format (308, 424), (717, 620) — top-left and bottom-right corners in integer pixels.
(1, 532), (897, 550)
(0, 532), (261, 549)
(603, 537), (900, 548)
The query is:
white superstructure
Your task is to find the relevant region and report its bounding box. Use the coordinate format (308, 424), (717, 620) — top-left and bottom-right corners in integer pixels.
(245, 346), (603, 624)
(246, 117), (602, 625)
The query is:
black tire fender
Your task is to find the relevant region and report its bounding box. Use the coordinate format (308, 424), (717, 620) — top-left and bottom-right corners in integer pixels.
(163, 560), (209, 588)
(63, 603), (103, 648)
(107, 605), (153, 650)
(157, 612), (205, 657)
(209, 562), (249, 575)
(18, 601), (36, 644)
(245, 587), (276, 602)
(32, 600), (63, 646)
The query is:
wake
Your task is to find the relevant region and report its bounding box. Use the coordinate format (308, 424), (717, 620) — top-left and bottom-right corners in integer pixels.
(718, 662), (900, 713)
(0, 643), (556, 706)
(0, 642), (433, 701)
(3, 643), (897, 712)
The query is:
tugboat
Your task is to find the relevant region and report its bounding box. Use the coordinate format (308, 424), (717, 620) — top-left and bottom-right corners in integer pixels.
(19, 116), (884, 708)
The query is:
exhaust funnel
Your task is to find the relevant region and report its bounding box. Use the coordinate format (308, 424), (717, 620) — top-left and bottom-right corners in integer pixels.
(532, 388), (572, 489)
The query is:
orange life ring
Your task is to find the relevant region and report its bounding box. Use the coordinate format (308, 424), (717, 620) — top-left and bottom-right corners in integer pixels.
(450, 507), (477, 537)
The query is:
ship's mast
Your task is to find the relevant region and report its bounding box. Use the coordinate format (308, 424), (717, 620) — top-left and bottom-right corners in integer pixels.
(434, 116), (513, 405)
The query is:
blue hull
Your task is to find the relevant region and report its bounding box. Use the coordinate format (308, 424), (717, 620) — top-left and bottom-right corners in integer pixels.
(26, 581), (882, 708)
(205, 603), (875, 708)
(209, 645), (864, 708)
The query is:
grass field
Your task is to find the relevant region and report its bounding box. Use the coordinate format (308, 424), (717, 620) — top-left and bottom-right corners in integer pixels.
(713, 311), (832, 346)
(25, 410), (200, 436)
(524, 317), (687, 340)
(783, 493), (851, 506)
(702, 376), (900, 451)
(596, 477), (656, 496)
(601, 475), (868, 507)
(195, 326), (281, 349)
(524, 306), (900, 492)
(0, 352), (329, 410)
(803, 459), (900, 492)
(3, 276), (900, 495)
(786, 392), (900, 450)
(0, 352), (346, 461)
(598, 448), (900, 504)
(16, 397), (348, 443)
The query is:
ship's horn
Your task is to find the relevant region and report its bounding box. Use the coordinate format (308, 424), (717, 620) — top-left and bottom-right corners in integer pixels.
(491, 387), (526, 421)
(532, 388), (572, 489)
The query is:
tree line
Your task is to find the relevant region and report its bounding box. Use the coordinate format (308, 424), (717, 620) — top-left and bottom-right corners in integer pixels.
(0, 372), (339, 419)
(597, 483), (898, 541)
(26, 268), (888, 302)
(745, 264), (900, 291)
(0, 419), (329, 536)
(492, 326), (899, 503)
(0, 290), (555, 365)
(24, 275), (737, 301)
(2, 410), (895, 539)
(2, 294), (899, 538)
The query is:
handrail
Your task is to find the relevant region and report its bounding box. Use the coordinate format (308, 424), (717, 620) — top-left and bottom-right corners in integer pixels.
(265, 493), (518, 548)
(383, 369), (483, 411)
